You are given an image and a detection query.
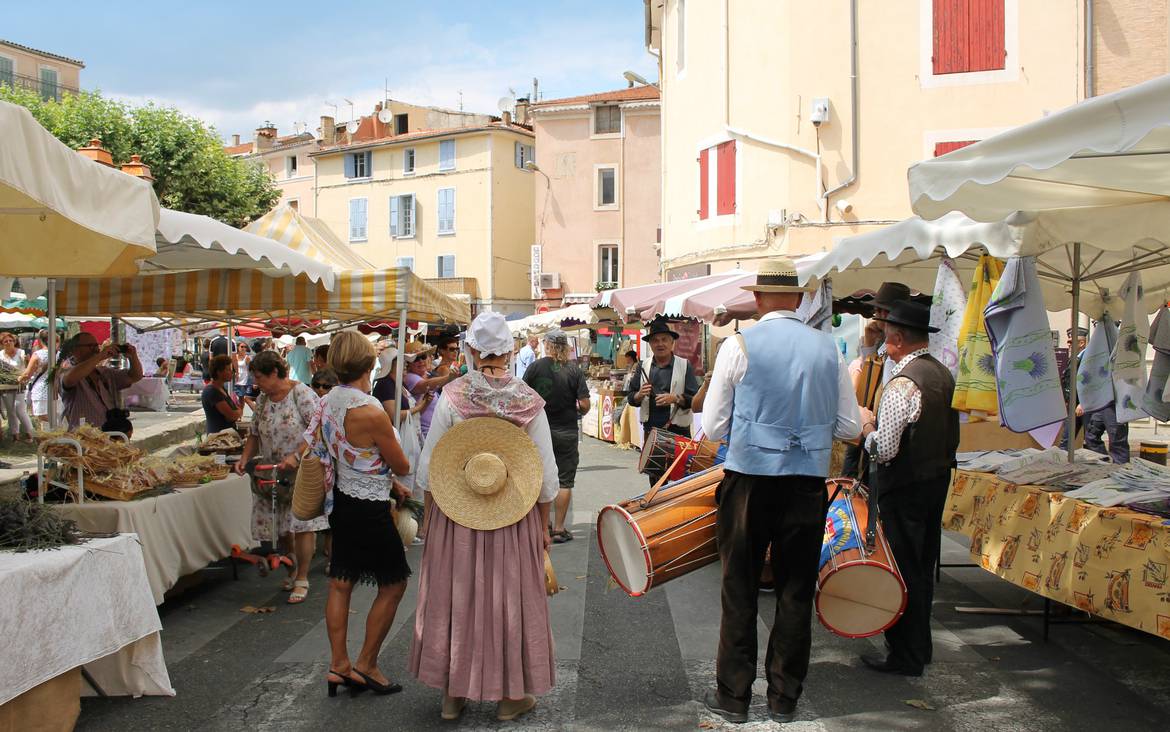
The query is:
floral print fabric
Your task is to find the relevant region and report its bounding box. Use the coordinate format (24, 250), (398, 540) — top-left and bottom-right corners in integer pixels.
(250, 382), (328, 540)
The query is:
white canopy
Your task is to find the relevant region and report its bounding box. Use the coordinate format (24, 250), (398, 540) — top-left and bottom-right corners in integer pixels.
(909, 73), (1170, 222)
(0, 100), (159, 277)
(151, 208), (335, 288)
(508, 304), (597, 337)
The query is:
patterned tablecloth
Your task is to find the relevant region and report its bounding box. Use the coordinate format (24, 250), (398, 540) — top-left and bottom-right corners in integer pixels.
(944, 470), (1170, 640)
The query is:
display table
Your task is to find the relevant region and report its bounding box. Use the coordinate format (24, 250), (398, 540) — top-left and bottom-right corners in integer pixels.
(121, 377), (171, 411)
(615, 403), (642, 450)
(171, 373), (204, 393)
(582, 388), (626, 443)
(0, 534), (174, 717)
(52, 474), (253, 604)
(944, 470), (1170, 640)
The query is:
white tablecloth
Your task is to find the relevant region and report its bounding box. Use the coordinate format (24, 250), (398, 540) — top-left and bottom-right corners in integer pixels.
(0, 535), (174, 704)
(121, 377), (170, 411)
(53, 475), (253, 604)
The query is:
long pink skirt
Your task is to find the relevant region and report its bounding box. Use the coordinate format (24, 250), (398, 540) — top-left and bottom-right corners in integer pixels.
(408, 500), (556, 701)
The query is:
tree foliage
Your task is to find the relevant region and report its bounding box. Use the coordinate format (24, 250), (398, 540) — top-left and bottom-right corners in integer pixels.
(1, 86), (279, 227)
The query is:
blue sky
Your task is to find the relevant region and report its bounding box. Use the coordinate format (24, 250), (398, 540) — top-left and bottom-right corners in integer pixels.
(5, 1), (657, 140)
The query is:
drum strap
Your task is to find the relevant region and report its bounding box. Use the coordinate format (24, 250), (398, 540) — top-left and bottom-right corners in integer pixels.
(858, 451), (879, 551)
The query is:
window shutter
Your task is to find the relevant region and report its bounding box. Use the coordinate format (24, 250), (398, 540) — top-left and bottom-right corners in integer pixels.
(967, 0), (1006, 72)
(515, 141), (523, 168)
(932, 0), (969, 75)
(349, 199), (367, 240)
(698, 148), (709, 219)
(933, 140), (978, 157)
(716, 141), (736, 215)
(407, 194), (417, 237)
(0, 58), (12, 85)
(364, 151), (373, 176)
(344, 154), (355, 179)
(389, 196), (399, 237)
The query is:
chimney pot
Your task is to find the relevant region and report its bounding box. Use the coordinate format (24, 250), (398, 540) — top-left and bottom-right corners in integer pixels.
(77, 138), (114, 167)
(320, 115), (336, 146)
(120, 154), (154, 182)
(502, 111), (512, 126)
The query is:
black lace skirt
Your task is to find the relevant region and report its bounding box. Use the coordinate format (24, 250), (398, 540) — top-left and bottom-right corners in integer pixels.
(327, 488), (411, 587)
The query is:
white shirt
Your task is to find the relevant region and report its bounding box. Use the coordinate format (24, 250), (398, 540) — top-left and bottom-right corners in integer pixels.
(864, 348), (928, 464)
(702, 310), (862, 443)
(515, 344), (537, 377)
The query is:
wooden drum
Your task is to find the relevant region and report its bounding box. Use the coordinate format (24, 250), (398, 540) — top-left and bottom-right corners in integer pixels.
(816, 478), (907, 638)
(597, 465), (723, 596)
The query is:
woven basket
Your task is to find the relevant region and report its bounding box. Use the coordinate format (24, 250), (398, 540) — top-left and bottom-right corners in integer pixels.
(291, 453), (325, 520)
(392, 505), (418, 547)
(544, 551), (559, 596)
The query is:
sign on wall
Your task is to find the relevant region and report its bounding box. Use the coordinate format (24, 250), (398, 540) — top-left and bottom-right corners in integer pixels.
(530, 244), (542, 299)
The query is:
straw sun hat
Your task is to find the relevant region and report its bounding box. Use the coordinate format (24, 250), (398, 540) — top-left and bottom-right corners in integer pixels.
(740, 256), (813, 293)
(429, 417), (543, 530)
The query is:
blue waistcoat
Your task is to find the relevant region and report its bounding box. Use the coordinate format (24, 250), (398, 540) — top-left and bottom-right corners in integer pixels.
(725, 315), (840, 477)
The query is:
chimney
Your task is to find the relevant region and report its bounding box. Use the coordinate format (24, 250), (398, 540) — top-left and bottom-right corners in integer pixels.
(320, 115), (336, 146)
(77, 138), (114, 167)
(120, 154), (154, 182)
(231, 134), (240, 146)
(253, 121), (277, 153)
(501, 110), (512, 127)
(514, 97), (530, 125)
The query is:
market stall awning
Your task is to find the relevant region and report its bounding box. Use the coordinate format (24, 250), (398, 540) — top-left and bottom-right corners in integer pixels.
(909, 73), (1170, 222)
(245, 205), (374, 270)
(0, 100), (159, 277)
(52, 267), (471, 327)
(590, 271), (752, 323)
(639, 270), (758, 325)
(150, 208), (335, 288)
(508, 304), (598, 336)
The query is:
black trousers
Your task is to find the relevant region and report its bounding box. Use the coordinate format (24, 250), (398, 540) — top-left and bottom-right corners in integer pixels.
(643, 424), (692, 486)
(715, 470), (826, 713)
(877, 473), (950, 672)
(1084, 406), (1130, 464)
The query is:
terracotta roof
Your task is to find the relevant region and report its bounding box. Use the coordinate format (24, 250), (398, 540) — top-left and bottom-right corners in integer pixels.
(533, 86), (659, 108)
(0, 39), (84, 67)
(223, 142), (252, 156)
(311, 122), (533, 156)
(277, 132), (313, 144)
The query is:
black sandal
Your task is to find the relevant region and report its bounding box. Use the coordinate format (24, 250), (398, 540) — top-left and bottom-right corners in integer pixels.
(552, 530), (574, 544)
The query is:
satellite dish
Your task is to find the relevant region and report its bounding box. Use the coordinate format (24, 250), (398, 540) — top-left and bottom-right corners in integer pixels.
(377, 108), (393, 124)
(497, 95), (516, 113)
(346, 120), (360, 134)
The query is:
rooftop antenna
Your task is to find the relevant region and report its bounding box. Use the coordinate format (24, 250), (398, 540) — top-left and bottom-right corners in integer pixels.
(324, 100), (338, 118)
(532, 77), (539, 102)
(458, 90), (463, 112)
(342, 98), (355, 123)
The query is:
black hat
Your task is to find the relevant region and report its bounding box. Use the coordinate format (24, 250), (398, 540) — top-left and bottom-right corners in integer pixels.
(642, 318), (680, 341)
(873, 300), (939, 334)
(873, 281), (912, 311)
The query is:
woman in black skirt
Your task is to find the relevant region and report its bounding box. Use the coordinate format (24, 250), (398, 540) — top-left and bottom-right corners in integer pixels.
(310, 331), (412, 697)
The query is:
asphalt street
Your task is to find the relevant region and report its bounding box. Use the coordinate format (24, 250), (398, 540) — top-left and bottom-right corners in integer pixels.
(77, 437), (1170, 731)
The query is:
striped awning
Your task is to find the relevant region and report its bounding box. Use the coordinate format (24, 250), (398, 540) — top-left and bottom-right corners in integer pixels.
(245, 205), (374, 270)
(53, 267), (470, 325)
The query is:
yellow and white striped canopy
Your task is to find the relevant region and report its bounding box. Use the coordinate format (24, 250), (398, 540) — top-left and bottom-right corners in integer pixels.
(245, 206), (374, 271)
(54, 267), (470, 325)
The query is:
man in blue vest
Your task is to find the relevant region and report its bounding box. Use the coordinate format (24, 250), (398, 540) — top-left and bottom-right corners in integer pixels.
(700, 258), (862, 724)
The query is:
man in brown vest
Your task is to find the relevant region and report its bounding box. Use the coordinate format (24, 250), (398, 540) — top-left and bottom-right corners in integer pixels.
(857, 301), (959, 676)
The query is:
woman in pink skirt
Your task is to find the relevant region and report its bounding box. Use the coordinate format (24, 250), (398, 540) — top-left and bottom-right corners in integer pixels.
(411, 312), (558, 722)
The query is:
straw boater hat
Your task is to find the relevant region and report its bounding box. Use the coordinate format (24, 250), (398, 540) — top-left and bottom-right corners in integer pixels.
(403, 340), (434, 362)
(429, 417), (543, 530)
(741, 256), (812, 293)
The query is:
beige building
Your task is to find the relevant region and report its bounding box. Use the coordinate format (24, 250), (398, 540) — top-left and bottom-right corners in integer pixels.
(226, 125), (320, 215)
(529, 86), (662, 307)
(0, 39), (83, 101)
(311, 101), (535, 314)
(643, 0), (1167, 279)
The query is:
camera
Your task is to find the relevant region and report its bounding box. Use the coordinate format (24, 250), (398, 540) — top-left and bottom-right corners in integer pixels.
(117, 343), (130, 355)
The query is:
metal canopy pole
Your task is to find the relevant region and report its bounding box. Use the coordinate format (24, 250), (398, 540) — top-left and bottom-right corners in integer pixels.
(1067, 242), (1081, 464)
(47, 279), (58, 428)
(394, 309), (408, 429)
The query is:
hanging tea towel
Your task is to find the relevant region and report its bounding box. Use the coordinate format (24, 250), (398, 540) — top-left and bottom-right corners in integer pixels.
(929, 256), (967, 378)
(1112, 272), (1149, 423)
(1077, 317), (1118, 415)
(952, 255), (1003, 417)
(1142, 306), (1170, 421)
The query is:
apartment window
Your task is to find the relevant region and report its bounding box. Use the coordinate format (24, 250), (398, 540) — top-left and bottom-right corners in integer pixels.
(348, 198), (368, 242)
(932, 0), (1005, 75)
(437, 187), (456, 234)
(676, 0), (687, 74)
(285, 155), (298, 178)
(394, 113), (408, 135)
(436, 255), (456, 278)
(286, 199), (299, 211)
(39, 67), (59, 102)
(597, 167), (617, 208)
(439, 140), (456, 171)
(594, 105), (621, 135)
(403, 147), (416, 174)
(395, 256), (414, 271)
(599, 245), (620, 287)
(933, 140), (978, 157)
(389, 193), (416, 238)
(697, 141), (736, 219)
(514, 141), (535, 169)
(345, 151), (371, 179)
(0, 57), (13, 87)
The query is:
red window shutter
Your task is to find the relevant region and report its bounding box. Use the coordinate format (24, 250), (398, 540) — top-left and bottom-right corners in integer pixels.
(967, 0), (1005, 72)
(698, 148), (709, 219)
(933, 139), (978, 157)
(716, 141), (736, 215)
(932, 0), (969, 75)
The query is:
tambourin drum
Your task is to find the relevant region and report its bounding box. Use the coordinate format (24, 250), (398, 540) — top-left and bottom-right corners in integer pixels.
(816, 478), (907, 638)
(597, 465), (723, 597)
(637, 428), (720, 480)
(637, 428), (682, 477)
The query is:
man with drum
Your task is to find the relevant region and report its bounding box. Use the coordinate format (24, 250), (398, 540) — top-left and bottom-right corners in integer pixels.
(858, 301), (959, 676)
(700, 258), (861, 724)
(625, 318), (700, 486)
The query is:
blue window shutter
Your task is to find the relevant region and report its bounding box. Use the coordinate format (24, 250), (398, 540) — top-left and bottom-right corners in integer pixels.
(344, 154), (355, 179)
(365, 151), (372, 176)
(348, 199), (358, 239)
(389, 196), (399, 237)
(408, 194), (417, 236)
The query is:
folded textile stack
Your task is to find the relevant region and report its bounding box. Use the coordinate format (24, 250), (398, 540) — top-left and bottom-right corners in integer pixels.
(1064, 459), (1170, 508)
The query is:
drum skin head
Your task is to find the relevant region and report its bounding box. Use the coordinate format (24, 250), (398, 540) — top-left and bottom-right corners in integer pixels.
(597, 505), (652, 596)
(817, 561), (907, 638)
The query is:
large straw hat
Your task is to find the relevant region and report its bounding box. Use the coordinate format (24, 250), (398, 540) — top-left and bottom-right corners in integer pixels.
(741, 256), (812, 293)
(429, 417), (543, 530)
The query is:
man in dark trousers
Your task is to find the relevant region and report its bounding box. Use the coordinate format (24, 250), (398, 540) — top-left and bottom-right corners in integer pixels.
(700, 258), (861, 724)
(625, 318), (700, 485)
(858, 301), (960, 676)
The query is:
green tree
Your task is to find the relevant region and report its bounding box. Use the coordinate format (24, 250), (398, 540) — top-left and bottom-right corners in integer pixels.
(1, 85), (279, 227)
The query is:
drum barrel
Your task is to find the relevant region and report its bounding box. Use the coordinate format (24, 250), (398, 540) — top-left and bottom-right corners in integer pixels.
(1140, 441), (1168, 465)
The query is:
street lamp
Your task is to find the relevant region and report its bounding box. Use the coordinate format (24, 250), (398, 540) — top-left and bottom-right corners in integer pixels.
(524, 160), (550, 184)
(623, 70), (654, 87)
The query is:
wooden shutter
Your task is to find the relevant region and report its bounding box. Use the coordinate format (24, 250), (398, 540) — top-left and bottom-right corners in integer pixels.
(932, 0), (969, 75)
(407, 194), (417, 237)
(933, 139), (978, 157)
(968, 0), (1006, 72)
(344, 154), (356, 179)
(364, 151), (373, 176)
(0, 58), (12, 86)
(716, 141), (736, 215)
(698, 148), (709, 219)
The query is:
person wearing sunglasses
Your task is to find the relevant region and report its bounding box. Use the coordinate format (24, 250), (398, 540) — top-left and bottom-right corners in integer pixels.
(311, 368), (339, 397)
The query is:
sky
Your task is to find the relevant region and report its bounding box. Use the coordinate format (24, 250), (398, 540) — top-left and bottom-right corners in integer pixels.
(5, 0), (657, 141)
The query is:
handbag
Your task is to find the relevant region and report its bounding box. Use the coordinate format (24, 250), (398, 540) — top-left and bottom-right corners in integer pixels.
(291, 445), (326, 520)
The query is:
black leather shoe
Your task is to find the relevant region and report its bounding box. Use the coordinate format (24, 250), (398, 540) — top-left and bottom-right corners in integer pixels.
(702, 690), (748, 724)
(859, 653), (923, 677)
(769, 704), (796, 723)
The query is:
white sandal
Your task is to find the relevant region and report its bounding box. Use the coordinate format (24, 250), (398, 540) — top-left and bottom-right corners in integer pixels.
(287, 580), (310, 604)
